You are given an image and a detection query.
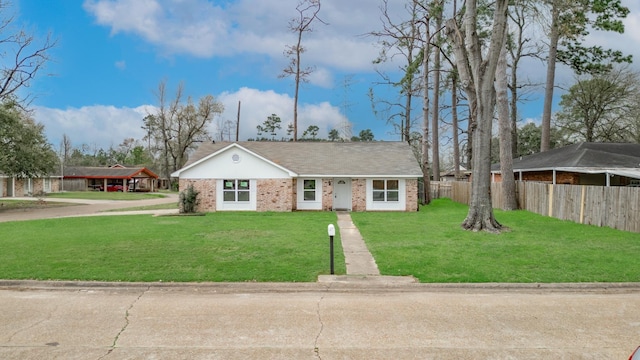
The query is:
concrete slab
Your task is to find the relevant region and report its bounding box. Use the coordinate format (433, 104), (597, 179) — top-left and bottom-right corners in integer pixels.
(336, 212), (380, 276)
(1, 282), (639, 359)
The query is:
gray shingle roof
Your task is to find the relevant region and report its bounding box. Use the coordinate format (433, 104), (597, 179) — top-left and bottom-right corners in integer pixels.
(182, 141), (423, 177)
(64, 166), (158, 178)
(492, 142), (640, 171)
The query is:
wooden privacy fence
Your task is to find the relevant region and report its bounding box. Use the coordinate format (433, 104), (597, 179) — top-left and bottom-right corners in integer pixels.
(430, 181), (640, 233)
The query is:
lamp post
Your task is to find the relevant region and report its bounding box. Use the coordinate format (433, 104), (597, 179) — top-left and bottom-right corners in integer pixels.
(327, 224), (336, 275)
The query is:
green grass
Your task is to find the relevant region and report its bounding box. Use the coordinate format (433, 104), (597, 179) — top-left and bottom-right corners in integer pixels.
(351, 198), (640, 283)
(47, 191), (166, 201)
(0, 212), (345, 282)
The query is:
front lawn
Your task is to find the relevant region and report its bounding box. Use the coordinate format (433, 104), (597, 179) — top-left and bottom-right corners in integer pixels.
(351, 198), (640, 283)
(0, 212), (344, 282)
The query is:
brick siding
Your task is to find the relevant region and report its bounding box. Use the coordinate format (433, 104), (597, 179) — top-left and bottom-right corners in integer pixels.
(179, 179), (217, 212)
(352, 178), (367, 211)
(321, 179), (333, 211)
(256, 179), (293, 212)
(405, 178), (419, 211)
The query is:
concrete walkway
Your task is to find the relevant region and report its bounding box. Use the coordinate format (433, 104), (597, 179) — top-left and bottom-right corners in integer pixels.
(318, 212), (417, 285)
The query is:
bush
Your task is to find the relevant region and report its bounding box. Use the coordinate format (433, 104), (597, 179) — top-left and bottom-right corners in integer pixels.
(178, 184), (200, 214)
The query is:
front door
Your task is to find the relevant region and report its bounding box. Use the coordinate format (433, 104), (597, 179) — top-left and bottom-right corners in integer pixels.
(333, 178), (352, 210)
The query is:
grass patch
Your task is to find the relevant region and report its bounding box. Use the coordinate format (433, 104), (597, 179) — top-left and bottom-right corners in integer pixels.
(47, 191), (166, 201)
(351, 198), (640, 283)
(0, 212), (344, 282)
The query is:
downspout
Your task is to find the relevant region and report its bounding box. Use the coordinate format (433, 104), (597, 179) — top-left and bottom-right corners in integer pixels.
(606, 172), (610, 187)
(552, 169), (556, 185)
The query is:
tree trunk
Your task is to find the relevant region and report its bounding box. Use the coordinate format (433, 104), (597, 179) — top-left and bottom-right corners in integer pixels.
(452, 75), (460, 179)
(446, 0), (508, 232)
(421, 21), (431, 205)
(431, 3), (442, 182)
(541, 0), (559, 152)
(496, 35), (518, 210)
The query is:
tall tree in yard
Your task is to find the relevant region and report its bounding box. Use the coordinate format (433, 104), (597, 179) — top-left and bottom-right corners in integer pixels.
(446, 0), (509, 232)
(540, 0), (631, 152)
(369, 0), (422, 142)
(496, 34), (518, 210)
(145, 80), (224, 179)
(280, 0), (324, 142)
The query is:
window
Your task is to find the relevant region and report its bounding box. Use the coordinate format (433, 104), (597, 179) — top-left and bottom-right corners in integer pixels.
(303, 180), (316, 201)
(43, 178), (51, 193)
(372, 180), (399, 202)
(223, 179), (250, 202)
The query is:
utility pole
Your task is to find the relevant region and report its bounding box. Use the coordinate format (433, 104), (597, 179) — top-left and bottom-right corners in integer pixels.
(236, 100), (241, 142)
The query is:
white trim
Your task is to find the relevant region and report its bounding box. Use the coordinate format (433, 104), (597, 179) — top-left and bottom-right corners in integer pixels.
(43, 178), (51, 193)
(333, 178), (352, 211)
(216, 179), (257, 211)
(172, 143), (297, 177)
(366, 178), (406, 211)
(296, 178), (322, 210)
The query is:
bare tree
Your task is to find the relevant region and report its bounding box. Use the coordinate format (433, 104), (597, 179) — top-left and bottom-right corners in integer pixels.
(145, 80), (224, 179)
(369, 0), (422, 142)
(0, 2), (56, 107)
(280, 0), (325, 141)
(446, 0), (510, 232)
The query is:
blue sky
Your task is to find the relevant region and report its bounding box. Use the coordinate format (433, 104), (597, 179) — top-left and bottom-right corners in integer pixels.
(12, 0), (640, 153)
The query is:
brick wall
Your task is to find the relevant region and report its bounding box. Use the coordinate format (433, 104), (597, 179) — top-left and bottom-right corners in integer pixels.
(321, 178), (333, 211)
(256, 179), (293, 212)
(352, 178), (367, 211)
(494, 171), (581, 185)
(14, 179), (26, 196)
(405, 178), (418, 211)
(292, 178), (298, 210)
(179, 179), (217, 212)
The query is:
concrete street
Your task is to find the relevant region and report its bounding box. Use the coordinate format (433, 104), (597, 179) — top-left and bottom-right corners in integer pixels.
(1, 281), (639, 359)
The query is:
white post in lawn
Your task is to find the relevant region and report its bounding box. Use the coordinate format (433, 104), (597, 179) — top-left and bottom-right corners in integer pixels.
(327, 224), (336, 275)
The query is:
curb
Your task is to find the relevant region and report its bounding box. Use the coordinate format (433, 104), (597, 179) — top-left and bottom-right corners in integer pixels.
(2, 279), (640, 294)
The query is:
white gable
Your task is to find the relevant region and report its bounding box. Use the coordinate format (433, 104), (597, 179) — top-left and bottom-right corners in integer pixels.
(179, 145), (293, 179)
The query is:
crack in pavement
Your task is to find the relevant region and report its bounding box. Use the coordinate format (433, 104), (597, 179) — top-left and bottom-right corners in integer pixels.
(313, 283), (332, 360)
(97, 286), (149, 360)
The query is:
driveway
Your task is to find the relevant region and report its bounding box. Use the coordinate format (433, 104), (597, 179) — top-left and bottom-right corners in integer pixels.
(0, 281), (639, 359)
(0, 194), (179, 223)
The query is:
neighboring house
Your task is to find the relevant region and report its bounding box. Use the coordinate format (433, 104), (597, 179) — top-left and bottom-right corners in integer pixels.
(490, 142), (640, 186)
(63, 166), (159, 192)
(171, 141), (422, 212)
(0, 172), (62, 197)
(440, 165), (471, 182)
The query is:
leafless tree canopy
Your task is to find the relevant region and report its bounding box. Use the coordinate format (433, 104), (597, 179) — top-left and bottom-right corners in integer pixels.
(0, 1), (56, 107)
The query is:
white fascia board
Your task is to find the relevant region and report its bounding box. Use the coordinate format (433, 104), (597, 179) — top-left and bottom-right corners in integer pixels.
(297, 174), (421, 178)
(172, 143), (298, 178)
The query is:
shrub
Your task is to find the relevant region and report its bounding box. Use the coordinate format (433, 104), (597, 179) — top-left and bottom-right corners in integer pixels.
(179, 184), (200, 214)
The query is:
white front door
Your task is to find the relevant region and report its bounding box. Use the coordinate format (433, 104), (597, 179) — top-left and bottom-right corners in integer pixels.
(333, 178), (351, 210)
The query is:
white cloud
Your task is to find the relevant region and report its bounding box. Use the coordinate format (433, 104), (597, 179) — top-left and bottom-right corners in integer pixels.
(114, 60), (126, 70)
(34, 104), (154, 150)
(35, 88), (351, 149)
(216, 87), (349, 141)
(82, 0), (384, 72)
